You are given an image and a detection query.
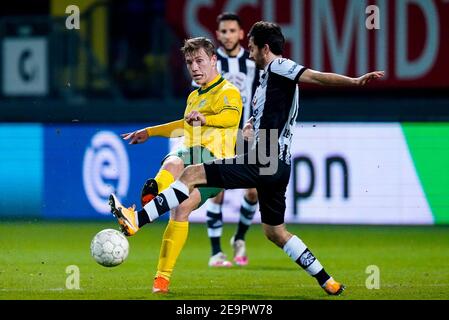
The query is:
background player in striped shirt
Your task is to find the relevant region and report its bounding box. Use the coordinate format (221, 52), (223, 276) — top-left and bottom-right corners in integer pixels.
(205, 12), (260, 268)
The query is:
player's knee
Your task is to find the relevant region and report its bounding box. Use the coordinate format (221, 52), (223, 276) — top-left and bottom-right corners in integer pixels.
(172, 191), (200, 221)
(181, 164), (206, 185)
(162, 156), (184, 176)
(263, 227), (290, 248)
(212, 191), (224, 204)
(172, 207), (190, 221)
(264, 230), (280, 246)
(245, 188), (258, 203)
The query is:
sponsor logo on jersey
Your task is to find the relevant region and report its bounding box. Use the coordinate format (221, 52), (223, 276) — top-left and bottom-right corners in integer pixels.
(198, 100), (206, 109)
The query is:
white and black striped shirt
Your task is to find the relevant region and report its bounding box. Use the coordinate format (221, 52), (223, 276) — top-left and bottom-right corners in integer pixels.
(216, 47), (260, 127)
(252, 58), (307, 164)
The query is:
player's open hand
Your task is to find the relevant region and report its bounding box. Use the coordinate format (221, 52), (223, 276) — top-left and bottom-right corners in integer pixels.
(121, 128), (149, 144)
(356, 71), (384, 86)
(185, 111), (206, 126)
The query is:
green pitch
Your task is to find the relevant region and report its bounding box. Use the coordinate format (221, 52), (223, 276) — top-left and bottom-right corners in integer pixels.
(0, 221), (448, 300)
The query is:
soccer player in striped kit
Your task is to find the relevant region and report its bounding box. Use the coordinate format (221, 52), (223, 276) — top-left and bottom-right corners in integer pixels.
(205, 12), (261, 268)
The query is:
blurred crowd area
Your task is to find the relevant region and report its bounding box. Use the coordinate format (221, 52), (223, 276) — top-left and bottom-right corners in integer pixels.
(0, 0), (448, 122)
(0, 0), (190, 101)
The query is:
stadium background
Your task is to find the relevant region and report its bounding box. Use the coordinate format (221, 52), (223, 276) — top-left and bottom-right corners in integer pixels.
(1, 0), (449, 301)
(1, 0), (448, 225)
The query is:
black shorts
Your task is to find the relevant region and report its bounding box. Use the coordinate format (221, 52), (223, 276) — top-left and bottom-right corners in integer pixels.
(203, 152), (291, 226)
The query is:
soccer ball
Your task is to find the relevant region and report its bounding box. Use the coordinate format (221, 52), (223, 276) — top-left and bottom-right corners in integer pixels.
(90, 229), (129, 267)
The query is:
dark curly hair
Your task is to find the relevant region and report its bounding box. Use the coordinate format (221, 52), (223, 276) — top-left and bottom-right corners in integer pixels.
(247, 21), (285, 55)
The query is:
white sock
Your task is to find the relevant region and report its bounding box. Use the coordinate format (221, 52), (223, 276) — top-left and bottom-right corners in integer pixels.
(283, 235), (323, 276)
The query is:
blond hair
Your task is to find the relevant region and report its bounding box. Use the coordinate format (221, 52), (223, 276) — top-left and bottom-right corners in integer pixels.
(181, 37), (216, 58)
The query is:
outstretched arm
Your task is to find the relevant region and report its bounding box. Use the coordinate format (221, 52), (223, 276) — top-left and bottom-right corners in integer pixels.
(299, 69), (384, 86)
(121, 119), (184, 144)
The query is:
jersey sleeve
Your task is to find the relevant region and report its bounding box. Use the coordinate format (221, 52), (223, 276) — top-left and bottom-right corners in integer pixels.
(269, 58), (307, 83)
(146, 119), (185, 138)
(211, 87), (243, 115)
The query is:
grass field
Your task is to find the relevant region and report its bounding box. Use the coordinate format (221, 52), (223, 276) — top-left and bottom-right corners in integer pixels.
(1, 221), (448, 300)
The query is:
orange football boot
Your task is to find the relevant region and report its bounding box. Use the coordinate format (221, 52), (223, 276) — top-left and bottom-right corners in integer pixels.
(152, 276), (170, 294)
(323, 277), (345, 295)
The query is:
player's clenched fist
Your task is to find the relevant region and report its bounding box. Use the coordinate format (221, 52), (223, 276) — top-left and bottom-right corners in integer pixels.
(355, 71), (384, 86)
(185, 110), (206, 126)
(242, 117), (255, 142)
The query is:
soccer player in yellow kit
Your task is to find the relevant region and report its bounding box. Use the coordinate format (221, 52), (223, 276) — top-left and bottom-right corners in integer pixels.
(114, 37), (243, 293)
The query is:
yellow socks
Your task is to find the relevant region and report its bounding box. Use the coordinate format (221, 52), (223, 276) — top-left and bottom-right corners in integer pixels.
(156, 219), (189, 280)
(154, 169), (175, 192)
(152, 169), (184, 280)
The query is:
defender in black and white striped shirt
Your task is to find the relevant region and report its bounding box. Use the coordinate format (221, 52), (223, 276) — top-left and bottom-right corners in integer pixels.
(251, 57), (306, 165)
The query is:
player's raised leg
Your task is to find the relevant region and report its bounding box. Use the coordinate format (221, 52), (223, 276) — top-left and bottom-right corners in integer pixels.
(231, 188), (258, 266)
(110, 156), (184, 236)
(135, 164), (206, 225)
(141, 156), (184, 206)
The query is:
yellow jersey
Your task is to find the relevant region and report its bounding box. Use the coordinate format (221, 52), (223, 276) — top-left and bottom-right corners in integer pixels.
(183, 74), (243, 159)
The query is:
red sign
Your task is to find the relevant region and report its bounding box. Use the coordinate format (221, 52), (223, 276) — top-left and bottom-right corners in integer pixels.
(166, 0), (449, 88)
